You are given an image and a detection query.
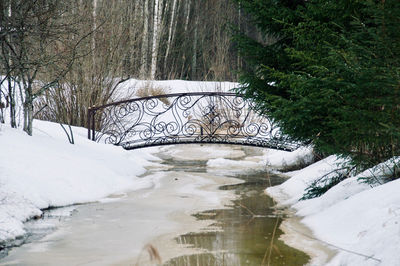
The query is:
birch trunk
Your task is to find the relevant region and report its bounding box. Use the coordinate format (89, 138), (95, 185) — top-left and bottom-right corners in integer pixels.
(150, 0), (163, 80)
(140, 0), (149, 79)
(184, 0), (191, 33)
(163, 0), (177, 73)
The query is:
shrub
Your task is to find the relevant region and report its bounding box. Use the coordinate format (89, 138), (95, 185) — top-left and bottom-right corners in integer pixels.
(135, 83), (170, 105)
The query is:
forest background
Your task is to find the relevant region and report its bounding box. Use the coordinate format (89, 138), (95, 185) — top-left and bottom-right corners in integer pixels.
(0, 0), (253, 135)
(1, 0), (399, 194)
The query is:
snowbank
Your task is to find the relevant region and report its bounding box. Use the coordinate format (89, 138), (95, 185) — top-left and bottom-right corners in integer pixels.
(116, 79), (238, 99)
(0, 120), (159, 243)
(266, 154), (400, 265)
(267, 155), (343, 205)
(263, 146), (315, 170)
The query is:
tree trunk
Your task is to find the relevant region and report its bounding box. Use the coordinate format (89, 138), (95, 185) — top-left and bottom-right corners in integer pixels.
(163, 0), (177, 75)
(191, 1), (198, 80)
(91, 0), (97, 79)
(5, 1), (16, 127)
(8, 76), (16, 127)
(23, 85), (33, 136)
(184, 0), (191, 33)
(150, 0), (163, 80)
(237, 2), (242, 79)
(140, 0), (149, 79)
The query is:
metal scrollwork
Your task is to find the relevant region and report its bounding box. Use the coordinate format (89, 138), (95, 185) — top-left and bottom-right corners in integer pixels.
(87, 92), (301, 151)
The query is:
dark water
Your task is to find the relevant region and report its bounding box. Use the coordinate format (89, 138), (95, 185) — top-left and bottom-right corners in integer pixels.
(163, 161), (310, 266)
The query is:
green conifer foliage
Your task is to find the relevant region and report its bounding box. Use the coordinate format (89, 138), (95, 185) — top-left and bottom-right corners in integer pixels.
(233, 0), (400, 170)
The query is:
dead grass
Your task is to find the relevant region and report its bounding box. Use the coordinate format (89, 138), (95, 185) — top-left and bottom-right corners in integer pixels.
(136, 83), (170, 105)
(135, 243), (162, 266)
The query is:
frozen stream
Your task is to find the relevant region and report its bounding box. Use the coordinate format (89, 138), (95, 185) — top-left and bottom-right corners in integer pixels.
(0, 144), (309, 265)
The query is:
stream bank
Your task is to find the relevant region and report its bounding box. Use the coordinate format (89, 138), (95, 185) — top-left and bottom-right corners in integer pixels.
(0, 144), (325, 265)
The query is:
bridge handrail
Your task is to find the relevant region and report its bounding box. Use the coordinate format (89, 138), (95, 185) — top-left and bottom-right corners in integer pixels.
(87, 92), (243, 141)
(88, 92), (240, 111)
(87, 92), (301, 151)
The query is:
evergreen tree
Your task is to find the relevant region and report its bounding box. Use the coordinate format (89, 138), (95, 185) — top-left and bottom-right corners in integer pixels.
(233, 0), (400, 171)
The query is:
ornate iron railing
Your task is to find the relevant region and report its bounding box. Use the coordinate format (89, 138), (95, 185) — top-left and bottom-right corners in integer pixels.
(87, 92), (301, 151)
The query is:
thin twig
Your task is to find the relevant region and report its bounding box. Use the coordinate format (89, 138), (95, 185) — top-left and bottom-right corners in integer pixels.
(237, 202), (256, 216)
(33, 104), (47, 118)
(261, 216), (280, 266)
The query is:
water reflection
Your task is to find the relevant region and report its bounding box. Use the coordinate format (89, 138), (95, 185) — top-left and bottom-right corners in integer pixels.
(165, 172), (309, 266)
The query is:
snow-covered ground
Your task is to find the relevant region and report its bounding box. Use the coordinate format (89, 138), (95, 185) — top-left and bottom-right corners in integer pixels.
(266, 150), (400, 266)
(0, 144), (243, 265)
(0, 120), (161, 243)
(0, 79), (240, 247)
(0, 117), (254, 265)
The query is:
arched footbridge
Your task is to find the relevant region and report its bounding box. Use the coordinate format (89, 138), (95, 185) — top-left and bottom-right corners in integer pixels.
(87, 92), (301, 151)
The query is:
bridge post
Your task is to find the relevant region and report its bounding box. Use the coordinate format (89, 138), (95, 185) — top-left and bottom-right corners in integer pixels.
(91, 108), (96, 141)
(87, 106), (96, 141)
(87, 107), (91, 140)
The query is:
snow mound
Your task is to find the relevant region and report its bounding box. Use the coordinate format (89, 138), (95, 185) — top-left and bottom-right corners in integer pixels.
(0, 120), (157, 242)
(264, 146), (315, 170)
(266, 155), (343, 205)
(266, 154), (400, 265)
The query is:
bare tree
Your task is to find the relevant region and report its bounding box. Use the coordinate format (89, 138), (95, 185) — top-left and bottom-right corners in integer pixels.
(35, 0), (144, 127)
(0, 0), (90, 135)
(7, 0), (256, 132)
(0, 0), (17, 127)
